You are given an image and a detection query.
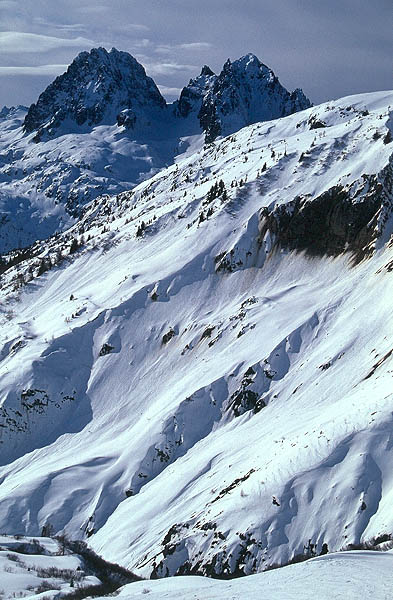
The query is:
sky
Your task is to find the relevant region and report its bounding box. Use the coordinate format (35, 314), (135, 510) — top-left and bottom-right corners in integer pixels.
(0, 0), (391, 107)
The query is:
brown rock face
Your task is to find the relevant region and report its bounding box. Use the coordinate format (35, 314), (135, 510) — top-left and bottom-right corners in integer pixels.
(260, 160), (393, 264)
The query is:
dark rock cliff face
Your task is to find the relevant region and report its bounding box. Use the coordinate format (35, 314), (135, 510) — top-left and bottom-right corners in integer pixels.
(259, 161), (393, 263)
(23, 47), (166, 139)
(215, 159), (393, 275)
(175, 65), (216, 119)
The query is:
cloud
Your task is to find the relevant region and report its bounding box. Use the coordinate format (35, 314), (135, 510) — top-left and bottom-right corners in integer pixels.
(76, 5), (110, 14)
(155, 42), (212, 55)
(0, 0), (18, 7)
(0, 64), (68, 76)
(0, 32), (95, 54)
(145, 62), (198, 76)
(154, 45), (172, 55)
(130, 38), (152, 49)
(32, 18), (88, 34)
(157, 84), (182, 98)
(110, 22), (150, 33)
(178, 42), (212, 50)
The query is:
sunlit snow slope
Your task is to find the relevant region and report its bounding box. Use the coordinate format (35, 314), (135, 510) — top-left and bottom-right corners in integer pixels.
(104, 551), (393, 600)
(0, 91), (392, 578)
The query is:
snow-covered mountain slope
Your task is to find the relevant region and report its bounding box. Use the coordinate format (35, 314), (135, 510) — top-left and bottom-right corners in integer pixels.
(105, 551), (393, 600)
(0, 91), (392, 579)
(0, 49), (310, 254)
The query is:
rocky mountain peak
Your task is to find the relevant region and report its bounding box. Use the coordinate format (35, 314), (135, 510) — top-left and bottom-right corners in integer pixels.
(198, 54), (311, 142)
(0, 105), (28, 119)
(23, 47), (166, 139)
(22, 47), (311, 145)
(289, 87), (312, 111)
(200, 65), (215, 77)
(175, 65), (217, 118)
(225, 53), (274, 82)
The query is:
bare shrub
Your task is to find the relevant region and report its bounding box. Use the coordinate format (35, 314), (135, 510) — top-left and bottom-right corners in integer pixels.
(35, 579), (61, 593)
(6, 553), (23, 563)
(33, 565), (82, 581)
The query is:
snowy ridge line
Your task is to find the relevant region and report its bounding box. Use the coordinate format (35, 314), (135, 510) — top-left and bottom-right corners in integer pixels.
(93, 550), (393, 599)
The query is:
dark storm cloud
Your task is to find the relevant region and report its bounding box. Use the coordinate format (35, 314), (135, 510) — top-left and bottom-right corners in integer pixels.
(0, 0), (391, 107)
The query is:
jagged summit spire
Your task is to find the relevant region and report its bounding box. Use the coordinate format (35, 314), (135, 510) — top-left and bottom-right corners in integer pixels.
(236, 52), (262, 64)
(23, 46), (166, 139)
(175, 50), (310, 137)
(197, 53), (311, 142)
(200, 65), (215, 77)
(223, 54), (261, 67)
(222, 53), (272, 77)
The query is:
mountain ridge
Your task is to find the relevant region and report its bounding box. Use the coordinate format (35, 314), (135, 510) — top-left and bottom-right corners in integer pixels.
(22, 48), (311, 142)
(0, 48), (311, 255)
